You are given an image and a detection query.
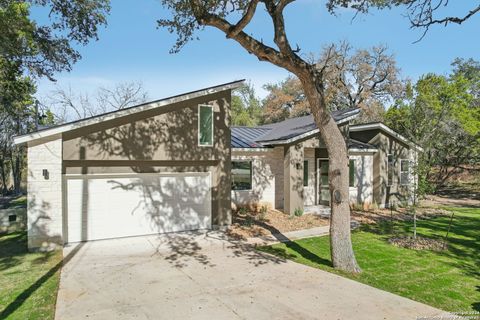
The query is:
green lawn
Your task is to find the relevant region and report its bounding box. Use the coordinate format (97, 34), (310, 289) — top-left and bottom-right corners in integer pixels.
(259, 207), (480, 312)
(7, 196), (27, 208)
(0, 232), (62, 320)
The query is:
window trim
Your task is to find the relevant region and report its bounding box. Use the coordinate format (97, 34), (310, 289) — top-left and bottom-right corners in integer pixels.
(231, 160), (253, 191)
(198, 104), (214, 147)
(387, 154), (394, 187)
(303, 160), (309, 187)
(400, 159), (410, 186)
(349, 159), (356, 187)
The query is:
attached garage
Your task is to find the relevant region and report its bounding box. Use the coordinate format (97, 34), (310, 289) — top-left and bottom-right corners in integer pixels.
(14, 80), (241, 250)
(65, 173), (212, 243)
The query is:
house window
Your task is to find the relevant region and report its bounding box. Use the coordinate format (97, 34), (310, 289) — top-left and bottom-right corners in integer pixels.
(349, 159), (356, 187)
(303, 160), (308, 186)
(232, 161), (252, 190)
(198, 105), (213, 146)
(387, 154), (394, 186)
(400, 159), (410, 185)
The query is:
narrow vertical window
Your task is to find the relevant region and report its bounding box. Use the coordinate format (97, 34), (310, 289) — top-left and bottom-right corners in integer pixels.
(198, 105), (213, 146)
(400, 159), (410, 185)
(303, 160), (309, 186)
(349, 159), (356, 187)
(387, 154), (394, 186)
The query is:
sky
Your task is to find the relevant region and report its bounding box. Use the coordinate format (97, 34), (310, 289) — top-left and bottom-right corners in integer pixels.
(34, 0), (480, 102)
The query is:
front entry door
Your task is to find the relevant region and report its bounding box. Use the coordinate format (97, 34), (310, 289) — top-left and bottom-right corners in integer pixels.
(317, 159), (330, 206)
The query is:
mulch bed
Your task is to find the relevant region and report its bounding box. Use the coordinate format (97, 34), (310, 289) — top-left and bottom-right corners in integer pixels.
(351, 207), (451, 225)
(227, 209), (329, 240)
(389, 236), (447, 251)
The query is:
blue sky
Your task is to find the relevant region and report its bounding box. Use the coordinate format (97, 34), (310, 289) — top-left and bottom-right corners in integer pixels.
(34, 0), (480, 101)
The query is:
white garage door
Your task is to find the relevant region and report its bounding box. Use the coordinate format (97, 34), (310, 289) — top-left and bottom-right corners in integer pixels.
(66, 172), (211, 243)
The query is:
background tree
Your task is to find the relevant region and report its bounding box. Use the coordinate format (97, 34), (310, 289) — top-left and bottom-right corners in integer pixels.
(0, 0), (110, 194)
(0, 0), (110, 80)
(42, 82), (149, 123)
(158, 1), (362, 272)
(0, 59), (36, 194)
(262, 76), (309, 124)
(385, 63), (480, 194)
(318, 42), (402, 123)
(231, 82), (263, 126)
(261, 42), (401, 124)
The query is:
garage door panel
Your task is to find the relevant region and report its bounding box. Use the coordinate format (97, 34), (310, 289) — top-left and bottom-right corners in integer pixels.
(66, 173), (211, 243)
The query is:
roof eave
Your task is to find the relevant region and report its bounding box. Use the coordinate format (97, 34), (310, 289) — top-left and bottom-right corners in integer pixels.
(350, 123), (424, 152)
(14, 79), (245, 146)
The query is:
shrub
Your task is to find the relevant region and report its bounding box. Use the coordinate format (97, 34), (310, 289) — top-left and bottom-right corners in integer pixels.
(293, 207), (303, 217)
(238, 207), (248, 215)
(351, 202), (364, 212)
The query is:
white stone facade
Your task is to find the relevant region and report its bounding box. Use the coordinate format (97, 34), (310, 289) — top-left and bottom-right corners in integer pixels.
(349, 153), (374, 206)
(27, 136), (63, 250)
(231, 147), (284, 209)
(232, 148), (376, 211)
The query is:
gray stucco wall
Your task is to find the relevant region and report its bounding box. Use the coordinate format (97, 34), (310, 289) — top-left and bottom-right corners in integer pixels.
(62, 90), (232, 229)
(352, 130), (414, 207)
(25, 91), (232, 250)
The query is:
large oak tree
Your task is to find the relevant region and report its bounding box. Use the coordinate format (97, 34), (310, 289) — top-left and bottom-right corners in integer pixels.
(157, 0), (477, 273)
(158, 0), (363, 272)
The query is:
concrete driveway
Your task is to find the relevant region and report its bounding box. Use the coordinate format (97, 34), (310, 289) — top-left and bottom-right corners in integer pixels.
(56, 232), (445, 320)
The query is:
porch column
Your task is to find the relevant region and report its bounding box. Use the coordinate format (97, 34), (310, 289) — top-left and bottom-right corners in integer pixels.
(284, 143), (304, 215)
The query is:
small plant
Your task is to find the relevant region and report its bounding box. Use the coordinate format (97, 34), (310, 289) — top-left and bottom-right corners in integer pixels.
(238, 207), (248, 215)
(351, 202), (364, 212)
(242, 215), (255, 227)
(293, 207), (303, 217)
(258, 205), (268, 221)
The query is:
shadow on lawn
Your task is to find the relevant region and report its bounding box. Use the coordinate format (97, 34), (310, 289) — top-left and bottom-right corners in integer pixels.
(360, 211), (480, 280)
(255, 220), (333, 268)
(0, 233), (84, 319)
(473, 286), (480, 312)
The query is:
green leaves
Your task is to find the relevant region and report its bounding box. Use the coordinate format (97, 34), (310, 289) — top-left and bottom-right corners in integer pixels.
(231, 82), (263, 126)
(0, 0), (110, 80)
(385, 60), (480, 192)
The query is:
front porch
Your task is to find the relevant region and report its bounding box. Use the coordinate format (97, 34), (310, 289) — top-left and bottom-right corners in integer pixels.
(283, 140), (331, 215)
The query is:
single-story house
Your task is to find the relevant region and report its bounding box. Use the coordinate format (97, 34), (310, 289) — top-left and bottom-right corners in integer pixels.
(14, 80), (420, 250)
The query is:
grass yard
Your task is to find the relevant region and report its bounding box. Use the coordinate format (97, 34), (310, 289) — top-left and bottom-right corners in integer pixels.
(259, 206), (480, 312)
(7, 196), (27, 208)
(0, 232), (62, 320)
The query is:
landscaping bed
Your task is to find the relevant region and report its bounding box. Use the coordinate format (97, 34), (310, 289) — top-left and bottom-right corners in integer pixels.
(227, 208), (329, 240)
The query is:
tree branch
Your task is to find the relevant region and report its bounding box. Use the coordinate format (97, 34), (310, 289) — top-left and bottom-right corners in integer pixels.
(189, 0), (307, 74)
(227, 0), (260, 38)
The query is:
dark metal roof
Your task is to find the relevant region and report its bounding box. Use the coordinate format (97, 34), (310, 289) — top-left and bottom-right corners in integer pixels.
(231, 127), (271, 148)
(255, 108), (360, 143)
(231, 108), (361, 148)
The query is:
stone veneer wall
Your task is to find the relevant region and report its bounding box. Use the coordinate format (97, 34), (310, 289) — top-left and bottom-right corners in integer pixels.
(231, 147), (284, 209)
(27, 137), (63, 250)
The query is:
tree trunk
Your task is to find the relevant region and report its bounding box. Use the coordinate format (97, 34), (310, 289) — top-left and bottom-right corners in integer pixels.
(11, 148), (22, 195)
(300, 75), (361, 273)
(0, 157), (8, 195)
(12, 150), (23, 194)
